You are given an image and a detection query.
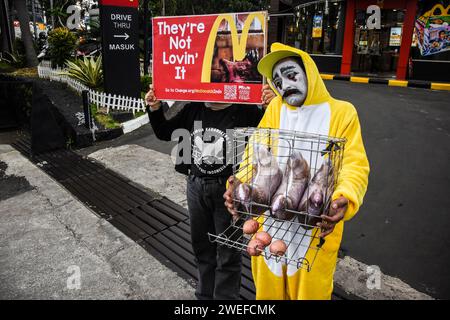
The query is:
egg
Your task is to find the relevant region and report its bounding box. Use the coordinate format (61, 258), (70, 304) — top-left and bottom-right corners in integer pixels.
(243, 219), (259, 234)
(246, 239), (264, 256)
(255, 231), (272, 246)
(269, 239), (287, 256)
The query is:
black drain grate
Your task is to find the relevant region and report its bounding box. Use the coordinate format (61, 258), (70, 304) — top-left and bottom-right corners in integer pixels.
(11, 137), (348, 300)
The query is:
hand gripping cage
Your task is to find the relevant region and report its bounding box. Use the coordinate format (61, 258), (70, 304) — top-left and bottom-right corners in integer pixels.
(208, 127), (346, 271)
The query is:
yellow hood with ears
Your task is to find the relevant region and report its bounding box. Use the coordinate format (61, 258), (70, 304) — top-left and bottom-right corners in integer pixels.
(257, 42), (331, 107)
(250, 43), (370, 300)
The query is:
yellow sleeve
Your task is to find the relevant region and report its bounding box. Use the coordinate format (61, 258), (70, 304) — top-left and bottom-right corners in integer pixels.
(258, 96), (281, 129)
(331, 103), (370, 221)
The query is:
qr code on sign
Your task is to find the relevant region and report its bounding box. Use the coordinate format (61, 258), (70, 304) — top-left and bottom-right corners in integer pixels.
(224, 85), (237, 100)
(238, 85), (250, 101)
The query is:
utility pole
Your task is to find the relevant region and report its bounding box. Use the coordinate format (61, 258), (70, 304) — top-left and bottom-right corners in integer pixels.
(30, 0), (38, 40)
(162, 0), (165, 16)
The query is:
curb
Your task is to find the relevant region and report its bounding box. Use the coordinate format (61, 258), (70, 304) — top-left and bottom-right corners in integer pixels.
(320, 74), (450, 91)
(121, 114), (149, 134)
(121, 102), (178, 135)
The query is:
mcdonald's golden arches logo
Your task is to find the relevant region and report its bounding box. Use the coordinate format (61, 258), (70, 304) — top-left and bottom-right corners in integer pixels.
(201, 12), (267, 83)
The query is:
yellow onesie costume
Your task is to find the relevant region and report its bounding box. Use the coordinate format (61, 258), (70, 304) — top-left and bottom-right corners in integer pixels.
(244, 43), (370, 300)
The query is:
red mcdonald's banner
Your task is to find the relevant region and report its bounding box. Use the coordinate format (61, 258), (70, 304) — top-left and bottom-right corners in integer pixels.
(152, 12), (268, 104)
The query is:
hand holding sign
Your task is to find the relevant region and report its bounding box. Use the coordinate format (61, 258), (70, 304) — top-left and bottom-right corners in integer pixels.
(145, 85), (162, 111)
(261, 84), (275, 108)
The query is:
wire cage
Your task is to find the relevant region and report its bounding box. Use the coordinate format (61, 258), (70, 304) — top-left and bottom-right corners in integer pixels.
(208, 127), (346, 271)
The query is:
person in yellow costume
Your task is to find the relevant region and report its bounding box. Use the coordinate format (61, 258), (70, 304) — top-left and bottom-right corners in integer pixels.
(223, 43), (370, 300)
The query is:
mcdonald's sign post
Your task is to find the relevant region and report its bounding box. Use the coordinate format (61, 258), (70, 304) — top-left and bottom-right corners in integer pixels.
(99, 0), (140, 98)
(152, 12), (268, 104)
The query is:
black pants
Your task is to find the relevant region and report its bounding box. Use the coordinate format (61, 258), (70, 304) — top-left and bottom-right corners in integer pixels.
(187, 175), (242, 300)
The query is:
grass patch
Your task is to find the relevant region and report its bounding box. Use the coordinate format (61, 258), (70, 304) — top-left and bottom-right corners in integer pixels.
(0, 63), (38, 78)
(90, 104), (121, 129)
(0, 61), (38, 78)
(10, 67), (38, 78)
(95, 113), (121, 129)
(134, 110), (146, 118)
(0, 60), (16, 73)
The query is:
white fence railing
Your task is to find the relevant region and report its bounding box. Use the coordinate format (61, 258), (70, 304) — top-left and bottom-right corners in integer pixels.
(39, 60), (52, 68)
(37, 63), (146, 115)
(88, 89), (145, 114)
(38, 65), (89, 94)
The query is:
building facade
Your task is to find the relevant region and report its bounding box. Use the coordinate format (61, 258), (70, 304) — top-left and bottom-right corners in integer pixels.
(271, 0), (450, 82)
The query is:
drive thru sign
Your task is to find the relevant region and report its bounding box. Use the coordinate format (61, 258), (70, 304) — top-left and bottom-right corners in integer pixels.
(99, 0), (140, 98)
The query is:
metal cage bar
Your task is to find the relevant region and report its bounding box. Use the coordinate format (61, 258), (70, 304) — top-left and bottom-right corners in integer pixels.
(209, 127), (346, 271)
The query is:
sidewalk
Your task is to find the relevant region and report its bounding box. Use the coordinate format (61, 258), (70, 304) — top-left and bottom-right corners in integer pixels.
(0, 144), (195, 299)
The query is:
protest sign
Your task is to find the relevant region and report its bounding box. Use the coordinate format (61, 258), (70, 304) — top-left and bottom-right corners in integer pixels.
(152, 11), (267, 104)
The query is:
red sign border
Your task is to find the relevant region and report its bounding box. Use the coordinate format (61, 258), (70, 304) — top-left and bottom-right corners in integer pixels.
(151, 11), (268, 105)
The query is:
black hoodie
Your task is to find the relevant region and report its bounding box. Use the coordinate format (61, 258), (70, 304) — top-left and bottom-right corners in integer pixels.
(147, 102), (263, 177)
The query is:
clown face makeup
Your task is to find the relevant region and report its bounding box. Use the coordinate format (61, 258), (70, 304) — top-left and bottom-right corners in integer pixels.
(271, 57), (307, 107)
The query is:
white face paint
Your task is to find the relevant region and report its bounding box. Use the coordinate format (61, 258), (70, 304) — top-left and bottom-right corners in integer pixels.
(272, 57), (307, 107)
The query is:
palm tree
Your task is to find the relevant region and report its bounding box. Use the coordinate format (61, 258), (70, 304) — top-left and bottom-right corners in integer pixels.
(15, 0), (38, 67)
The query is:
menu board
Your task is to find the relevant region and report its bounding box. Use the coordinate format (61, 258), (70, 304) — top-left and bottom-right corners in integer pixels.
(389, 26), (402, 46)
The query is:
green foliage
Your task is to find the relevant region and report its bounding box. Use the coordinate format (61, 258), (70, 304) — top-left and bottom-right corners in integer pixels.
(0, 38), (36, 69)
(134, 111), (146, 118)
(140, 74), (152, 93)
(48, 27), (78, 67)
(95, 113), (121, 129)
(3, 39), (27, 68)
(0, 60), (15, 73)
(64, 55), (103, 89)
(41, 0), (71, 28)
(0, 52), (22, 68)
(90, 104), (121, 129)
(10, 67), (38, 78)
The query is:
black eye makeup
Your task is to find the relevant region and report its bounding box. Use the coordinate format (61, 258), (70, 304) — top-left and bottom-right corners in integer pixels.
(285, 71), (298, 80)
(274, 80), (282, 89)
(272, 73), (282, 90)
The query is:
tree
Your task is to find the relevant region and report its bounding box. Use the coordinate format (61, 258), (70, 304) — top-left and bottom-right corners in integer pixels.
(47, 27), (77, 67)
(14, 0), (38, 67)
(41, 0), (73, 28)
